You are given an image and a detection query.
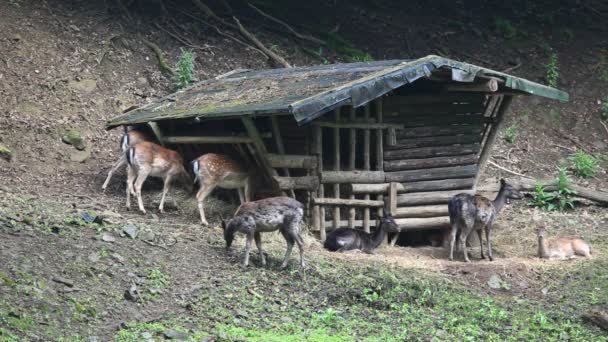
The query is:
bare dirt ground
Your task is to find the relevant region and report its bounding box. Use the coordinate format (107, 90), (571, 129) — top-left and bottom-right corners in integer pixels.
(1, 0), (607, 340)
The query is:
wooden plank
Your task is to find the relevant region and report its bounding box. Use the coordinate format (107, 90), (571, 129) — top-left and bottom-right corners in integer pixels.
(273, 176), (319, 191)
(383, 103), (483, 116)
(333, 109), (340, 230)
(313, 125), (325, 240)
(385, 135), (481, 150)
(324, 220), (377, 229)
(383, 155), (478, 171)
(350, 178), (475, 194)
(363, 104), (371, 233)
(163, 135), (253, 144)
(476, 96), (513, 185)
(241, 117), (277, 179)
(148, 122), (165, 145)
(445, 79), (498, 92)
(395, 217), (451, 230)
(348, 106), (356, 229)
(375, 98), (384, 220)
(267, 154), (318, 169)
(383, 93), (485, 106)
(397, 125), (482, 139)
(384, 114), (485, 127)
(312, 121), (404, 130)
(397, 190), (475, 206)
(321, 171), (385, 184)
(393, 205), (449, 218)
(270, 116), (294, 197)
(384, 144), (481, 160)
(313, 197), (384, 207)
(386, 165), (478, 183)
(388, 182), (398, 215)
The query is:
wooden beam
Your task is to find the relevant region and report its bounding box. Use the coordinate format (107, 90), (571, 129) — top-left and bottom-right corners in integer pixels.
(383, 155), (478, 172)
(384, 144), (481, 160)
(475, 96), (513, 186)
(385, 135), (481, 150)
(321, 171), (385, 184)
(385, 165), (478, 183)
(397, 190), (475, 206)
(383, 93), (485, 106)
(273, 176), (319, 191)
(313, 124), (325, 240)
(393, 205), (449, 218)
(241, 116), (277, 182)
(363, 104), (371, 232)
(348, 106), (356, 228)
(388, 182), (398, 215)
(313, 198), (384, 208)
(397, 125), (482, 139)
(445, 79), (498, 92)
(270, 116), (294, 197)
(375, 98), (385, 221)
(350, 178), (476, 194)
(267, 154), (318, 169)
(395, 217), (451, 230)
(163, 135), (253, 144)
(148, 122), (165, 145)
(333, 109), (340, 230)
(312, 121), (404, 130)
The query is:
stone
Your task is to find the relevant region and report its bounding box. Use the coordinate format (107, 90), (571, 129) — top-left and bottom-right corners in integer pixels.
(487, 274), (502, 289)
(163, 330), (188, 340)
(70, 147), (91, 163)
(62, 130), (86, 150)
(140, 231), (155, 241)
(102, 233), (116, 242)
(124, 285), (139, 301)
(88, 252), (101, 263)
(100, 210), (123, 225)
(122, 224), (138, 239)
(68, 79), (97, 93)
(541, 288), (549, 296)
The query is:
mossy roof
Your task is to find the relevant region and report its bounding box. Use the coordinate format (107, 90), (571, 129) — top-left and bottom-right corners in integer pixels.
(106, 55), (568, 129)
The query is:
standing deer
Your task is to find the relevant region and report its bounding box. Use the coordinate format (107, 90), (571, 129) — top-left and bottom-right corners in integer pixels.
(191, 153), (251, 226)
(102, 126), (151, 192)
(537, 227), (592, 260)
(324, 209), (399, 254)
(222, 196), (305, 270)
(448, 179), (523, 262)
(126, 141), (191, 214)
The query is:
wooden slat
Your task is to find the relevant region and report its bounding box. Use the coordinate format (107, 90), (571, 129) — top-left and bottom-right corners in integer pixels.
(386, 165), (477, 183)
(350, 178), (475, 194)
(163, 135), (253, 144)
(383, 94), (485, 106)
(385, 135), (480, 150)
(397, 125), (482, 139)
(313, 198), (385, 208)
(385, 114), (485, 127)
(397, 190), (475, 206)
(384, 144), (481, 160)
(348, 106), (356, 228)
(395, 217), (451, 230)
(384, 103), (483, 116)
(333, 109), (340, 230)
(393, 205), (449, 218)
(312, 121), (404, 130)
(273, 176), (319, 191)
(324, 220), (377, 229)
(383, 155), (478, 171)
(363, 104), (371, 232)
(267, 154), (318, 169)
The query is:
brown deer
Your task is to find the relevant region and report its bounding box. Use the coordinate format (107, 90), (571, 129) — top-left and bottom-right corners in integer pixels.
(222, 196), (305, 270)
(125, 141), (191, 214)
(191, 153), (251, 226)
(324, 208), (399, 254)
(537, 227), (592, 260)
(448, 179), (523, 262)
(102, 126), (151, 192)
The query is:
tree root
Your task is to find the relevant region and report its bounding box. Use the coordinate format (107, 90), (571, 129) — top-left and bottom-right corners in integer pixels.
(142, 38), (175, 76)
(233, 16), (291, 68)
(248, 3), (326, 46)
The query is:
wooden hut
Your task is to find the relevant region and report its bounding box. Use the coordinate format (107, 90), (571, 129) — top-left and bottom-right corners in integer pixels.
(106, 55), (568, 243)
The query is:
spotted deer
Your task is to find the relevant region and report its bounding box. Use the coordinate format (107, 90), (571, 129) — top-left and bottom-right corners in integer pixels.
(125, 141), (191, 214)
(222, 196), (305, 270)
(537, 227), (592, 260)
(191, 153), (251, 225)
(102, 126), (151, 192)
(448, 179), (523, 262)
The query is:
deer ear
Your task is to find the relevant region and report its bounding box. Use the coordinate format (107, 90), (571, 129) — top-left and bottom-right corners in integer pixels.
(500, 178), (506, 186)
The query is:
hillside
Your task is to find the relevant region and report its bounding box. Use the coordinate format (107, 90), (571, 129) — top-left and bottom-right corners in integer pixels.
(0, 0), (607, 340)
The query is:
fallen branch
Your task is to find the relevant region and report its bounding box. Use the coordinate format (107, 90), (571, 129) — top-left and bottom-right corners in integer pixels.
(488, 160), (533, 179)
(154, 23), (212, 52)
(191, 0), (237, 30)
(582, 307), (608, 331)
(248, 3), (326, 46)
(233, 17), (292, 68)
(142, 39), (175, 76)
(97, 34), (122, 65)
(501, 62), (522, 73)
(600, 120), (608, 137)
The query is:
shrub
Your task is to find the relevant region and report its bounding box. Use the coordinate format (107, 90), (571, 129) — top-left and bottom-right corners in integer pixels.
(174, 48), (196, 89)
(602, 96), (608, 121)
(568, 150), (599, 178)
(545, 52), (559, 87)
(528, 167), (576, 211)
(505, 123), (518, 143)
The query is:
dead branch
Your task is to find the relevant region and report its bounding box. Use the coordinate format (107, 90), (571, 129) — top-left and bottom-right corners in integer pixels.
(488, 160), (533, 179)
(191, 0), (237, 30)
(142, 38), (175, 76)
(501, 62), (522, 73)
(248, 3), (326, 46)
(233, 16), (291, 68)
(583, 307), (608, 331)
(600, 120), (608, 137)
(154, 23), (212, 52)
(97, 33), (122, 65)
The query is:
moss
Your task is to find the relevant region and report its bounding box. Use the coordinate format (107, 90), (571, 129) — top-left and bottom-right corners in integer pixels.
(61, 130), (86, 151)
(0, 144), (12, 161)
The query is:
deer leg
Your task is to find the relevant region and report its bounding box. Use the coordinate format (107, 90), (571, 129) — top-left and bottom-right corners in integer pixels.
(477, 229), (485, 259)
(244, 177), (251, 202)
(102, 155), (126, 192)
(448, 224), (458, 261)
(459, 231), (470, 263)
(485, 223), (494, 261)
(279, 230), (295, 270)
(237, 188), (245, 204)
(195, 182), (216, 226)
(158, 174), (172, 213)
(254, 232), (266, 266)
(134, 168), (151, 214)
(126, 165), (136, 210)
(242, 233), (254, 267)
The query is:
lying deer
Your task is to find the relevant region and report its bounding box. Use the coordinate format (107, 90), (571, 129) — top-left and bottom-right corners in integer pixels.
(324, 209), (399, 254)
(537, 227), (592, 260)
(126, 141), (191, 214)
(222, 196), (305, 270)
(448, 179), (523, 262)
(192, 153), (251, 225)
(102, 126), (151, 192)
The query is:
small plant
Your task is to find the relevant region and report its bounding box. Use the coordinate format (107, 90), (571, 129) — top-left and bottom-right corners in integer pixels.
(144, 269), (171, 300)
(493, 17), (517, 39)
(318, 308), (340, 325)
(529, 183), (555, 211)
(174, 48), (196, 89)
(560, 28), (574, 41)
(602, 96), (608, 121)
(529, 168), (576, 211)
(598, 51), (608, 83)
(545, 52), (559, 87)
(568, 151), (599, 178)
(504, 123), (518, 143)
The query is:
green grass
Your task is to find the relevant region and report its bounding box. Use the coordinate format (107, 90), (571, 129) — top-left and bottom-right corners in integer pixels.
(504, 123), (518, 143)
(568, 150), (600, 178)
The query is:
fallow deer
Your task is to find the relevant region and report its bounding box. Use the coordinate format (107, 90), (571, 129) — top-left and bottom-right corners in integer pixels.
(222, 196), (305, 270)
(324, 209), (399, 254)
(102, 126), (151, 192)
(448, 179), (523, 262)
(125, 141), (191, 214)
(537, 227), (592, 260)
(192, 153), (251, 226)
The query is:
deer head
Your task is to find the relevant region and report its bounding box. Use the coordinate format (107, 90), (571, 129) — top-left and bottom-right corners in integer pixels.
(500, 178), (523, 204)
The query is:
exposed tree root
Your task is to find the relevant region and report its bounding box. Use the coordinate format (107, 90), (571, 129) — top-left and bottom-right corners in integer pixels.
(233, 16), (292, 68)
(142, 38), (175, 76)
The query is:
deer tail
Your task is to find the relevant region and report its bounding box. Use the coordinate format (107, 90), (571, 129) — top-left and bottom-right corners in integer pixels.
(191, 159), (200, 184)
(126, 147), (135, 166)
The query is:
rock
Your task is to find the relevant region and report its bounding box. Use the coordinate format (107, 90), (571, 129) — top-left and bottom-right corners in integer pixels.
(111, 253), (125, 263)
(100, 210), (122, 224)
(163, 330), (188, 340)
(11, 34), (22, 41)
(102, 233), (116, 242)
(541, 288), (549, 296)
(140, 231), (155, 241)
(122, 224), (139, 239)
(518, 281), (529, 289)
(68, 79), (97, 93)
(0, 145), (12, 162)
(124, 284), (139, 301)
(140, 331), (154, 341)
(62, 130), (86, 150)
(487, 274), (502, 289)
(137, 77), (148, 86)
(88, 252), (101, 263)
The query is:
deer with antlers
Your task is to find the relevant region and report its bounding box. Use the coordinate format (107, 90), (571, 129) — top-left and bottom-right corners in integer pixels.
(102, 126), (152, 192)
(191, 153), (251, 225)
(125, 141), (191, 214)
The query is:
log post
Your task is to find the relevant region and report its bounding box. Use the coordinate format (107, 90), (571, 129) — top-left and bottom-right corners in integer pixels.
(333, 109), (341, 230)
(388, 181), (399, 246)
(363, 104), (371, 233)
(148, 122), (165, 146)
(270, 116), (295, 198)
(348, 106), (357, 228)
(375, 98), (384, 220)
(313, 125), (325, 240)
(475, 96), (513, 186)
